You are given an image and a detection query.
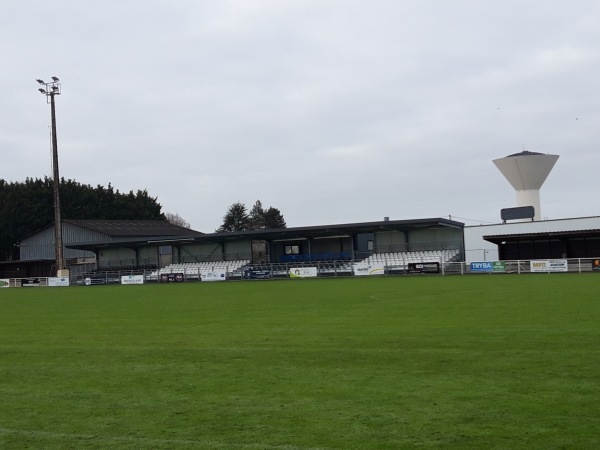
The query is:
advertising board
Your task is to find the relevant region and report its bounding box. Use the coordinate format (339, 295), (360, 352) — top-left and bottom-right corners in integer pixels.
(160, 273), (185, 283)
(289, 267), (318, 278)
(243, 268), (272, 280)
(48, 277), (70, 287)
(407, 262), (440, 274)
(201, 271), (226, 281)
(21, 278), (41, 287)
(470, 261), (506, 273)
(548, 259), (568, 272)
(120, 274), (145, 285)
(470, 262), (493, 272)
(492, 261), (506, 272)
(352, 264), (385, 276)
(0, 279), (9, 288)
(531, 260), (568, 273)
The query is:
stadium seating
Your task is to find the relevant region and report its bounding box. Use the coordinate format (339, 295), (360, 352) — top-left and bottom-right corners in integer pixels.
(145, 251), (460, 280)
(360, 249), (460, 270)
(147, 260), (250, 280)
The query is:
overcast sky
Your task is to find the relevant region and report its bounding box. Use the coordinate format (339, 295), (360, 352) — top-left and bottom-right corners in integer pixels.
(2, 1), (599, 232)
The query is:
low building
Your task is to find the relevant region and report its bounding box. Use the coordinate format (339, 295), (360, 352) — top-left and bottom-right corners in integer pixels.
(65, 217), (465, 269)
(18, 219), (203, 271)
(464, 216), (600, 262)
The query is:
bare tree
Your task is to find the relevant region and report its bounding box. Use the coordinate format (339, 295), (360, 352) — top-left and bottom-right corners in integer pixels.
(165, 212), (191, 229)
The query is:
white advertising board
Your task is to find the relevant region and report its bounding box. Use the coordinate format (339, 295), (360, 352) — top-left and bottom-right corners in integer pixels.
(531, 259), (568, 273)
(201, 271), (227, 281)
(48, 277), (70, 287)
(548, 259), (569, 272)
(289, 267), (318, 278)
(0, 279), (10, 288)
(121, 274), (145, 285)
(352, 264), (385, 276)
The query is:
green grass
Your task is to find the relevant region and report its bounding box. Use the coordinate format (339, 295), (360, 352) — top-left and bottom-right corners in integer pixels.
(1, 274), (599, 449)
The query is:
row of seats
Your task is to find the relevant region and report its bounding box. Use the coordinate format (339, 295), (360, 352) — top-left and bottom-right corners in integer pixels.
(151, 260), (250, 276)
(149, 252), (459, 278)
(363, 250), (459, 266)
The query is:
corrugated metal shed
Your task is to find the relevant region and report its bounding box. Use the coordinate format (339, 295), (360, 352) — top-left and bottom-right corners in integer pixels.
(19, 220), (203, 261)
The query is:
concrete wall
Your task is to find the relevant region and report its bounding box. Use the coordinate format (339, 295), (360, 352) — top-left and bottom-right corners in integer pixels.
(374, 231), (407, 252)
(375, 228), (462, 253)
(179, 243), (223, 261)
(223, 240), (252, 260)
(97, 247), (136, 267)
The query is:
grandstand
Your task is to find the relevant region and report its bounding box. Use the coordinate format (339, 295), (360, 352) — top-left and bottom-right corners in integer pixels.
(142, 250), (461, 282)
(147, 260), (250, 281)
(60, 217), (464, 275)
(31, 217), (462, 283)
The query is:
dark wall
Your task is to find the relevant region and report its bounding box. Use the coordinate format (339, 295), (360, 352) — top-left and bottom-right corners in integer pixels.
(0, 260), (54, 278)
(500, 236), (600, 260)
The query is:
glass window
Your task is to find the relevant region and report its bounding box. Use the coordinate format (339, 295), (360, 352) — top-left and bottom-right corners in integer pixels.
(284, 245), (300, 255)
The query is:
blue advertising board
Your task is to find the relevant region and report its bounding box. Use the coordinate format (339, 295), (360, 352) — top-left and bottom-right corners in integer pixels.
(470, 262), (493, 272)
(470, 261), (506, 273)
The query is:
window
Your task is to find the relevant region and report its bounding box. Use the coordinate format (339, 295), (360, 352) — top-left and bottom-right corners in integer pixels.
(159, 245), (173, 255)
(285, 245), (300, 255)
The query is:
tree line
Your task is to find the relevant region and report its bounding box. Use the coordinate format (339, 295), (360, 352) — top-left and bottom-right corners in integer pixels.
(0, 177), (164, 260)
(217, 200), (286, 232)
(0, 177), (288, 261)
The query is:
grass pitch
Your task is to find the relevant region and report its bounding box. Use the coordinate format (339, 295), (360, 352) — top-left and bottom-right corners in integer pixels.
(1, 274), (599, 449)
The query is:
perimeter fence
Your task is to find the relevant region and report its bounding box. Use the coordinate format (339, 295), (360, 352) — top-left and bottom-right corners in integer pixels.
(2, 257), (599, 288)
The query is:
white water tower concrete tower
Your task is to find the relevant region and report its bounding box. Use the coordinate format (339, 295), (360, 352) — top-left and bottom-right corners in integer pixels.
(493, 151), (559, 221)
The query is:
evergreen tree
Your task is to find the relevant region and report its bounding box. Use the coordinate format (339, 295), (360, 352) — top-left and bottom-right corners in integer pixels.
(216, 202), (250, 232)
(263, 206), (286, 229)
(248, 200), (265, 229)
(217, 200), (287, 232)
(0, 177), (165, 260)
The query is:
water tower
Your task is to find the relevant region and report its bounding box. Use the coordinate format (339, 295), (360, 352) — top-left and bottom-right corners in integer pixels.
(493, 151), (559, 221)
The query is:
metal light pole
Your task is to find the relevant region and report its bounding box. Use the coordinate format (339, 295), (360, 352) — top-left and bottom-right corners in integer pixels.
(37, 76), (65, 276)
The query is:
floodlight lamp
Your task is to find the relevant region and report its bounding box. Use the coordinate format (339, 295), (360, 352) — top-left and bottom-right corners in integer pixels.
(52, 86), (59, 91)
(51, 76), (60, 81)
(36, 79), (45, 84)
(38, 88), (46, 94)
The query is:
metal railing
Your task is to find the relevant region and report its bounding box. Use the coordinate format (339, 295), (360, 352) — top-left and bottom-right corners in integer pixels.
(5, 257), (599, 288)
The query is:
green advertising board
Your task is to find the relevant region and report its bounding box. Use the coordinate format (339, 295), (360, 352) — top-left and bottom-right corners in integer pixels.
(492, 261), (506, 273)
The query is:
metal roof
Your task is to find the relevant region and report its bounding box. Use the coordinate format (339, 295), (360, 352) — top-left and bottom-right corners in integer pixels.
(67, 217), (463, 251)
(64, 220), (204, 238)
(202, 217), (463, 241)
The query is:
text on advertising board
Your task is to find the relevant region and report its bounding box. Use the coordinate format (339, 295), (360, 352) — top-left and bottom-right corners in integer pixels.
(407, 262), (440, 274)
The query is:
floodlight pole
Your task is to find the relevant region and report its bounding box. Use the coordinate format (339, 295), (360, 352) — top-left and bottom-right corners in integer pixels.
(38, 77), (65, 275)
